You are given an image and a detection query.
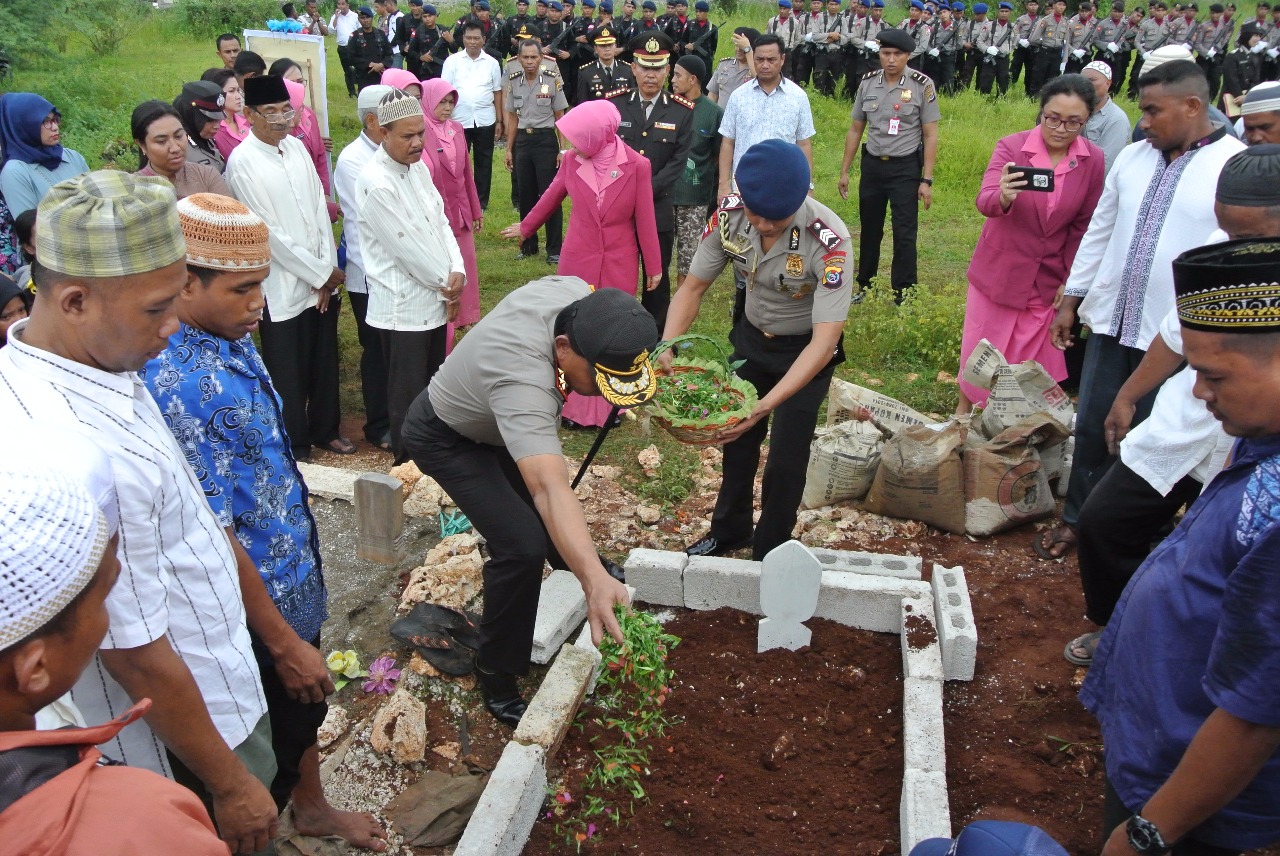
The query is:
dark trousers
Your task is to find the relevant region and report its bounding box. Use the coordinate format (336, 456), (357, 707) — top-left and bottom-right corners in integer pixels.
(1198, 56), (1224, 101)
(813, 48), (840, 97)
(793, 46), (815, 86)
(1103, 777), (1241, 856)
(1010, 43), (1030, 82)
(857, 150), (920, 299)
(1062, 333), (1160, 528)
(514, 129), (562, 257)
(781, 51), (797, 82)
(1077, 460), (1201, 626)
(250, 633), (328, 810)
(379, 326), (447, 464)
(977, 55), (1011, 94)
(710, 319), (840, 561)
(842, 49), (863, 98)
(463, 123), (496, 209)
(1102, 50), (1131, 94)
(258, 302), (342, 459)
(347, 290), (390, 444)
(1126, 52), (1145, 97)
(925, 52), (958, 93)
(642, 228), (674, 333)
(1027, 44), (1062, 96)
(1064, 51), (1090, 75)
(958, 49), (980, 89)
(337, 44), (359, 95)
(403, 400), (565, 675)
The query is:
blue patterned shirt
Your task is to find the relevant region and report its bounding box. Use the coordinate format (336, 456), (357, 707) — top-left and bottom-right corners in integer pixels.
(1081, 434), (1280, 849)
(142, 324), (327, 643)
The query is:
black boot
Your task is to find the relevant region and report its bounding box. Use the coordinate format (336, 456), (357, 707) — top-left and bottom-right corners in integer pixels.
(476, 663), (527, 727)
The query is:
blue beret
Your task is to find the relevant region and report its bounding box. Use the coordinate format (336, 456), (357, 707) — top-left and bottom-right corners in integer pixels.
(582, 0), (595, 7)
(477, 0), (490, 8)
(423, 2), (437, 9)
(736, 140), (809, 221)
(409, 0), (422, 6)
(601, 0), (613, 8)
(999, 1), (1012, 7)
(643, 0), (657, 7)
(778, 0), (792, 6)
(953, 1), (964, 8)
(358, 5), (375, 14)
(871, 0), (884, 6)
(695, 0), (708, 8)
(910, 0), (924, 8)
(973, 2), (987, 9)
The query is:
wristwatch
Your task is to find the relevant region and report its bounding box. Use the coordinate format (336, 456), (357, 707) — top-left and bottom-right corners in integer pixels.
(919, 177), (934, 185)
(1126, 815), (1171, 855)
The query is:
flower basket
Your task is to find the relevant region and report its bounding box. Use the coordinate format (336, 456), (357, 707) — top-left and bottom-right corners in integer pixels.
(646, 334), (757, 446)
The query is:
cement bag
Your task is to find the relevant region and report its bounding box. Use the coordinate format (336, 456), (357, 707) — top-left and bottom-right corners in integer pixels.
(801, 419), (885, 509)
(863, 420), (967, 535)
(826, 377), (935, 435)
(963, 414), (1071, 536)
(961, 339), (1074, 439)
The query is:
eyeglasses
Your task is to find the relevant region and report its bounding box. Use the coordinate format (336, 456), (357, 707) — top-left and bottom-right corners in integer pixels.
(1042, 115), (1085, 131)
(42, 116), (60, 129)
(252, 107), (297, 124)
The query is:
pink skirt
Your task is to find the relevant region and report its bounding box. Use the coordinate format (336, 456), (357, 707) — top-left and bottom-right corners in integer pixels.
(958, 283), (1065, 407)
(444, 227), (480, 354)
(560, 274), (639, 428)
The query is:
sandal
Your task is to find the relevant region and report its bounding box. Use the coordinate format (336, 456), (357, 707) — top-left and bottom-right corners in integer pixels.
(319, 437), (357, 455)
(393, 602), (482, 651)
(1064, 630), (1103, 667)
(388, 626), (476, 676)
(1033, 524), (1078, 561)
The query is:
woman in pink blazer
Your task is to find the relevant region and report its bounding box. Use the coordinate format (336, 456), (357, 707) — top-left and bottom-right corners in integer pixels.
(502, 100), (661, 428)
(420, 78), (485, 346)
(957, 74), (1106, 413)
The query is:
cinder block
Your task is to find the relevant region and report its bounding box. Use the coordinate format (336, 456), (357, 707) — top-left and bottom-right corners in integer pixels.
(455, 742), (548, 856)
(902, 677), (946, 774)
(814, 573), (931, 633)
(295, 462), (360, 502)
(900, 768), (952, 853)
(810, 547), (923, 580)
(531, 570), (586, 664)
(901, 597), (944, 682)
(515, 645), (596, 756)
(572, 624), (604, 692)
(624, 548), (688, 606)
(683, 556), (762, 613)
(931, 564), (978, 681)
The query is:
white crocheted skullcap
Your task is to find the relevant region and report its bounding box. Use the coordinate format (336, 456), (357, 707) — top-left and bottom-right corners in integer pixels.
(177, 193), (271, 272)
(1083, 60), (1112, 81)
(1242, 81), (1280, 116)
(1141, 44), (1193, 74)
(376, 88), (424, 127)
(0, 467), (107, 652)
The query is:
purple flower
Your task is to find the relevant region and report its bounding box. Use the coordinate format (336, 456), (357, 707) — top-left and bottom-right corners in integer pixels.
(587, 823), (597, 839)
(362, 655), (401, 694)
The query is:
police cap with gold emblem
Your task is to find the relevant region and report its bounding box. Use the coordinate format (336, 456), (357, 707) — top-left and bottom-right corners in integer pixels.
(564, 288), (660, 407)
(630, 31), (676, 65)
(594, 24), (619, 43)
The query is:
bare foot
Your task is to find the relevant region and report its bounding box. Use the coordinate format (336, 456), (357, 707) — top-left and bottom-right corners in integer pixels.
(292, 803), (388, 852)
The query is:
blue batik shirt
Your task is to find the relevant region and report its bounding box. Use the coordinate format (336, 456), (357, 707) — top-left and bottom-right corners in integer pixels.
(142, 324), (328, 643)
(1081, 434), (1280, 850)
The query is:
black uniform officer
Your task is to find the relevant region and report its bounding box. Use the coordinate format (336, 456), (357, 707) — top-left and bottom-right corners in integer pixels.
(577, 25), (637, 100)
(408, 4), (449, 80)
(661, 140), (855, 561)
(349, 6), (395, 90)
(838, 27), (940, 302)
(609, 32), (694, 331)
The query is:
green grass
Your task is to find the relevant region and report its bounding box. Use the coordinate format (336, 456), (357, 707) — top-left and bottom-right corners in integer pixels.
(2, 2), (1155, 506)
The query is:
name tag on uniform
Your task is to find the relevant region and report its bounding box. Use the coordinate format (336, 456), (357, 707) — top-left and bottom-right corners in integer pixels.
(888, 117), (900, 135)
(654, 121), (677, 130)
(619, 121), (632, 128)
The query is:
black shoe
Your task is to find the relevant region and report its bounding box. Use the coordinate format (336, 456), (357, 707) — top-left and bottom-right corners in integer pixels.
(561, 416), (592, 430)
(514, 252), (537, 260)
(476, 665), (527, 727)
(547, 253), (560, 264)
(685, 534), (752, 558)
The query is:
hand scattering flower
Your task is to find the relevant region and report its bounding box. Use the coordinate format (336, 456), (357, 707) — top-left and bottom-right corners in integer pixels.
(362, 655), (401, 695)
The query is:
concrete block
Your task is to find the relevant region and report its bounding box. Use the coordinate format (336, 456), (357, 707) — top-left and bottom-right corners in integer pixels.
(531, 570), (587, 665)
(572, 624), (604, 692)
(902, 677), (946, 774)
(514, 644), (596, 756)
(901, 597), (944, 682)
(296, 461), (360, 503)
(814, 573), (931, 633)
(900, 768), (951, 853)
(455, 742), (548, 856)
(683, 556), (763, 613)
(624, 548), (688, 607)
(810, 547), (923, 580)
(355, 473), (407, 564)
(931, 564), (978, 681)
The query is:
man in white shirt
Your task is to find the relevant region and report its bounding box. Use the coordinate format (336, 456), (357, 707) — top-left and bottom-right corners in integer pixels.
(356, 89), (466, 462)
(443, 21), (505, 208)
(225, 75), (352, 461)
(334, 86), (393, 449)
(332, 0), (363, 96)
(383, 0), (406, 66)
(1042, 60), (1245, 560)
(0, 171), (276, 855)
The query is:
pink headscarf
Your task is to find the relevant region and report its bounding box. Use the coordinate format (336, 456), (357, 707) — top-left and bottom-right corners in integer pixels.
(381, 68), (423, 94)
(283, 78), (317, 137)
(420, 78), (461, 174)
(556, 101), (629, 206)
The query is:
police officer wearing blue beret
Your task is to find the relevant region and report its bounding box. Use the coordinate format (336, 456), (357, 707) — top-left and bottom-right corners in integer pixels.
(661, 140), (854, 561)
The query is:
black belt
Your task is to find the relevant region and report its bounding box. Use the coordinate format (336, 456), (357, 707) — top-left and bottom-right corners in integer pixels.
(749, 320), (812, 343)
(862, 145), (917, 162)
(520, 126), (555, 134)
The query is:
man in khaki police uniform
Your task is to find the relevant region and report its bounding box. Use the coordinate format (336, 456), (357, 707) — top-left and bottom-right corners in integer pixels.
(661, 139), (854, 561)
(838, 27), (939, 303)
(505, 38), (569, 263)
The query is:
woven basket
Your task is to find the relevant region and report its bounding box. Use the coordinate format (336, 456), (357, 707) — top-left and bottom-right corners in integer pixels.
(647, 335), (757, 446)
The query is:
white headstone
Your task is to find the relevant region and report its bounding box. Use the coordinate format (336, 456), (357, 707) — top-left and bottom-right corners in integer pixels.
(758, 539), (823, 652)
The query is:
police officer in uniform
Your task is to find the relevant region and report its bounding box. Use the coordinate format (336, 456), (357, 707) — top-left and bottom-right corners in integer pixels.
(504, 24), (564, 75)
(577, 25), (636, 100)
(708, 27), (760, 103)
(661, 140), (854, 561)
(838, 27), (939, 302)
(409, 3), (449, 80)
(975, 0), (1016, 93)
(505, 38), (569, 262)
(609, 32), (694, 330)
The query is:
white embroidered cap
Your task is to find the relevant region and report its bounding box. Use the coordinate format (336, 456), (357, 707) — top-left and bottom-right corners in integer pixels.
(376, 88), (424, 127)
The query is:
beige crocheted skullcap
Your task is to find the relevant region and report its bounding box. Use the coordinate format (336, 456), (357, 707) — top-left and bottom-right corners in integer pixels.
(376, 88), (423, 127)
(36, 170), (185, 278)
(177, 193), (271, 272)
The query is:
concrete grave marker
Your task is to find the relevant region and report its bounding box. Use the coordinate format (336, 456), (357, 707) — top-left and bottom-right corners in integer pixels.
(757, 540), (823, 652)
(355, 473), (407, 564)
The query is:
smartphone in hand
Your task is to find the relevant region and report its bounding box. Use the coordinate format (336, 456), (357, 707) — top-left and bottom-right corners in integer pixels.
(1012, 165), (1055, 192)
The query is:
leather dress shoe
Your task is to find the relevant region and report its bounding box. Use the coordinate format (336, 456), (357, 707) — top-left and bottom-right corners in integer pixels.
(477, 665), (527, 727)
(685, 534), (752, 558)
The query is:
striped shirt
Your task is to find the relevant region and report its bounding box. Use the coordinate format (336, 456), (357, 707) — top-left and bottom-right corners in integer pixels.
(0, 319), (266, 774)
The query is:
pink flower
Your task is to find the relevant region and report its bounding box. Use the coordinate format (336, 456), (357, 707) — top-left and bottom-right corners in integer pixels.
(586, 823), (597, 839)
(554, 791), (573, 805)
(362, 655), (401, 694)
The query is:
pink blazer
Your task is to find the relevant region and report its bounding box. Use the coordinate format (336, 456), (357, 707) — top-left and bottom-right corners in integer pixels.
(420, 121), (483, 237)
(968, 129), (1105, 310)
(520, 148), (661, 293)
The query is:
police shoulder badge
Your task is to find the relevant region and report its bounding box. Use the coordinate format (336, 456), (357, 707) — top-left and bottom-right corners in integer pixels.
(807, 217), (844, 252)
(719, 192), (745, 211)
(789, 226), (801, 251)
